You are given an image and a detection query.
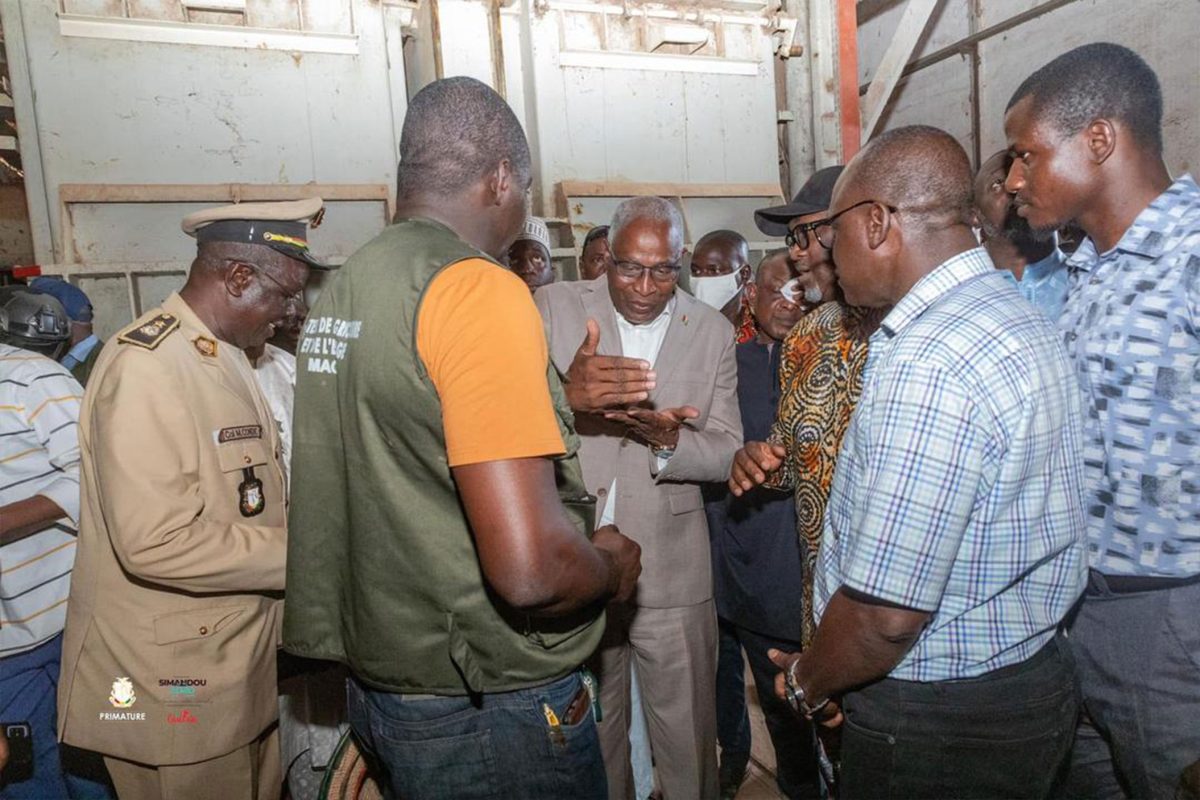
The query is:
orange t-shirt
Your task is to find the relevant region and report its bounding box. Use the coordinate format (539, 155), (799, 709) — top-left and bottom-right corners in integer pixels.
(416, 258), (566, 467)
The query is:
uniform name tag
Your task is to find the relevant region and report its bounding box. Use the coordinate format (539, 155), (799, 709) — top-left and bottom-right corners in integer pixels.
(215, 425), (262, 444)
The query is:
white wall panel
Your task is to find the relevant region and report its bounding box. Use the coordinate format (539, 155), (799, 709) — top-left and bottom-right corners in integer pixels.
(857, 0), (1199, 174)
(7, 0), (402, 267)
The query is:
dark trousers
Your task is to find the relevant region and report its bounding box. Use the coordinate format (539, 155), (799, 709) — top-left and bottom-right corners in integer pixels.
(715, 618), (821, 799)
(840, 634), (1079, 800)
(347, 671), (606, 800)
(0, 635), (114, 800)
(1061, 574), (1200, 800)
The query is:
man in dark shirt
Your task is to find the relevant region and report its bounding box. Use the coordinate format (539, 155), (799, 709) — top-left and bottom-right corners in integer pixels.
(706, 250), (819, 799)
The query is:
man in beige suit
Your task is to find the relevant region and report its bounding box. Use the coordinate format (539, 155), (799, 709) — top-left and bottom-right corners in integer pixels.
(56, 199), (329, 800)
(535, 197), (742, 800)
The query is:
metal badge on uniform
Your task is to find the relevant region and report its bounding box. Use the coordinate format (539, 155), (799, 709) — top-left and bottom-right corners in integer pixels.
(238, 468), (265, 517)
(193, 337), (218, 358)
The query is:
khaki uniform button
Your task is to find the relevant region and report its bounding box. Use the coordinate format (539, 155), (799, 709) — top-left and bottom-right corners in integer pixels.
(597, 488), (607, 497)
(199, 626), (208, 635)
(243, 455), (252, 465)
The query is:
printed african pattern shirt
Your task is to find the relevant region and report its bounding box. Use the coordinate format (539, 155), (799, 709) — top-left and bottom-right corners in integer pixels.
(734, 294), (758, 344)
(1060, 174), (1200, 578)
(766, 301), (884, 647)
(816, 248), (1087, 681)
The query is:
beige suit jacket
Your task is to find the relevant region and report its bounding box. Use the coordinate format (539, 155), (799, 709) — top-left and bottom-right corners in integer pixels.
(535, 279), (742, 608)
(57, 293), (287, 765)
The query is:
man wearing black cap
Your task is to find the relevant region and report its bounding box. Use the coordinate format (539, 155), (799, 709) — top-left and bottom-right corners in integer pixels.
(28, 277), (104, 386)
(56, 198), (329, 800)
(728, 169), (888, 789)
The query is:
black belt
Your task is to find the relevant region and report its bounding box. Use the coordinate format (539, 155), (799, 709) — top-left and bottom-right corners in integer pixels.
(1087, 569), (1200, 595)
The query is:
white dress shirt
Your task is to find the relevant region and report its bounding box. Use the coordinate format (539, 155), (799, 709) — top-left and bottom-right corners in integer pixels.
(597, 298), (675, 528)
(252, 343), (297, 487)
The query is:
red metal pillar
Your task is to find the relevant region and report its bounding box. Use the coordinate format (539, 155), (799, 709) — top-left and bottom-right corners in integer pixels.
(837, 0), (862, 160)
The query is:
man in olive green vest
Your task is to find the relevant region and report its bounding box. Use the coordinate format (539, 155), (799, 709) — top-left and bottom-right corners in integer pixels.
(284, 77), (644, 800)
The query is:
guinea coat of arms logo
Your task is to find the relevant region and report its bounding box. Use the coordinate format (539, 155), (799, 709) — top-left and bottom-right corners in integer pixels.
(109, 677), (137, 708)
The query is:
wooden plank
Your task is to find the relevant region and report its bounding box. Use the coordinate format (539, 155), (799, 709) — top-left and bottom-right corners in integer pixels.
(860, 0), (939, 143)
(560, 180), (782, 199)
(58, 183), (390, 204)
(37, 258), (343, 277)
(57, 14), (359, 55)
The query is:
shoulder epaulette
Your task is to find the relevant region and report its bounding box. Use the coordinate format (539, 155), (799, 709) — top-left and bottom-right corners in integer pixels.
(117, 313), (180, 350)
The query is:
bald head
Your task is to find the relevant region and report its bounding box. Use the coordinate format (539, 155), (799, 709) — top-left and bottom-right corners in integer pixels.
(694, 230), (748, 256)
(828, 125), (981, 308)
(756, 248), (791, 288)
(840, 125), (974, 230)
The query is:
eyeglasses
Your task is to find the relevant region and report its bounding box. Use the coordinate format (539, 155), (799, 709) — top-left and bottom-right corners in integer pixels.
(231, 260), (305, 312)
(612, 260), (681, 283)
(813, 199), (899, 250)
(785, 219), (828, 251)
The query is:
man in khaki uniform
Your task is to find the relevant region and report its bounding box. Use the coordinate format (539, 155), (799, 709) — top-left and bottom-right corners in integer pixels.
(56, 198), (330, 800)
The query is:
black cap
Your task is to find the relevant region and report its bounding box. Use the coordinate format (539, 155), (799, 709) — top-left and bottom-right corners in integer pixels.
(181, 198), (332, 270)
(754, 166), (844, 237)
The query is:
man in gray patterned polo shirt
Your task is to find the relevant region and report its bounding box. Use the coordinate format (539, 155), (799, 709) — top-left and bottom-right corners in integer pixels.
(1005, 42), (1200, 800)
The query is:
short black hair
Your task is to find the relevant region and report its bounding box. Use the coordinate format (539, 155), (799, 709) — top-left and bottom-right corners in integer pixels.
(694, 229), (748, 254)
(582, 225), (609, 253)
(396, 77), (532, 199)
(1007, 43), (1163, 155)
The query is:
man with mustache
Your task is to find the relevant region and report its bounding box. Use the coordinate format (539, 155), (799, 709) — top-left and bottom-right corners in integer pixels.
(730, 166), (887, 650)
(704, 249), (820, 799)
(971, 150), (1068, 318)
(769, 124), (1085, 799)
(1005, 42), (1200, 799)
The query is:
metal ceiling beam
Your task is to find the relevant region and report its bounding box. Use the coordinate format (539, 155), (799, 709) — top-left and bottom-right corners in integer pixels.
(857, 0), (904, 25)
(857, 0), (1081, 95)
(859, 0), (938, 143)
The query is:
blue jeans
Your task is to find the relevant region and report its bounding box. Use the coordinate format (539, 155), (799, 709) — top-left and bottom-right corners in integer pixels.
(347, 671), (607, 800)
(0, 635), (114, 800)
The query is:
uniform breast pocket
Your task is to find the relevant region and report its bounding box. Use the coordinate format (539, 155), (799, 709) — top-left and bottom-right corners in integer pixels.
(217, 440), (271, 517)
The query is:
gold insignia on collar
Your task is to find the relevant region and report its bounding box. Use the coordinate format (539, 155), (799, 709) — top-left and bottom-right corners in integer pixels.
(117, 313), (179, 350)
(193, 337), (218, 358)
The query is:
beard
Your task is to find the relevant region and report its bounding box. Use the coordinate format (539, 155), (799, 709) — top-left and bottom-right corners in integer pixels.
(984, 203), (1057, 253)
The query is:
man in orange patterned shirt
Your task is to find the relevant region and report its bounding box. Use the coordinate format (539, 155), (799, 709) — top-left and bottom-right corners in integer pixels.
(730, 167), (887, 649)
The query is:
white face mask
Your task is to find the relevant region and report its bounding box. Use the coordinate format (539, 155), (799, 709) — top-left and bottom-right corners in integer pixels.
(691, 272), (743, 311)
(780, 277), (824, 305)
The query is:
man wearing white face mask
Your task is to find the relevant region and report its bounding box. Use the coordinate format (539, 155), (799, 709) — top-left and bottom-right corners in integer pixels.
(689, 230), (756, 343)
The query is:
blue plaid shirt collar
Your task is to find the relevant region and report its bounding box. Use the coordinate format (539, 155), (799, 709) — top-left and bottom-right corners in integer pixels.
(876, 247), (998, 341)
(1066, 174), (1199, 271)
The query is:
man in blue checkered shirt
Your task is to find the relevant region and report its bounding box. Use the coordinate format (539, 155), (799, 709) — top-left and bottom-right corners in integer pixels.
(765, 126), (1087, 800)
(1005, 43), (1200, 800)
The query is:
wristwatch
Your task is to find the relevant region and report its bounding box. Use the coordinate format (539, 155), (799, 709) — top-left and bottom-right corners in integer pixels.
(785, 661), (831, 719)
